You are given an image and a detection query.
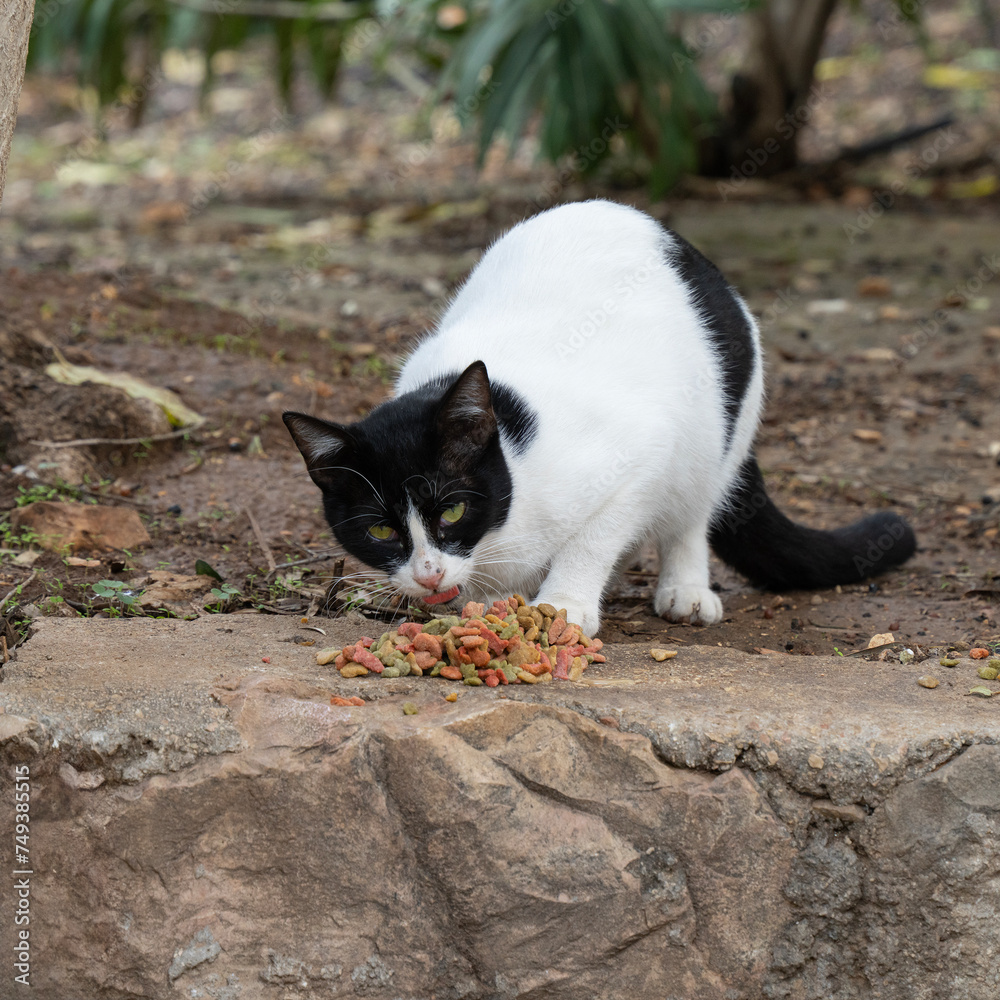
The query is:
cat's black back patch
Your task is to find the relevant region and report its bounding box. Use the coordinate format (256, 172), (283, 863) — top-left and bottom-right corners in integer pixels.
(665, 232), (756, 447)
(491, 382), (538, 454)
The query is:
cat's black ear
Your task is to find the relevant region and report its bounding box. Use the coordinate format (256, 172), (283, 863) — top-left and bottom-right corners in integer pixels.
(436, 361), (497, 472)
(282, 412), (353, 489)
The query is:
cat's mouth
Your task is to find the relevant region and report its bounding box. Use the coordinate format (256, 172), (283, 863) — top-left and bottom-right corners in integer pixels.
(421, 584), (461, 605)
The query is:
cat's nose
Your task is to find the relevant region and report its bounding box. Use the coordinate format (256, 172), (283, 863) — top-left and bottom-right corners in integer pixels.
(414, 568), (444, 591)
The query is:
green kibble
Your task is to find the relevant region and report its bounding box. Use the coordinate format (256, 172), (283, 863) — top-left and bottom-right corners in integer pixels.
(487, 658), (505, 670)
(397, 661), (411, 677)
(423, 619), (445, 635)
(977, 666), (999, 681)
(585, 653), (595, 663)
(430, 660), (445, 676)
(440, 615), (462, 628)
(377, 632), (390, 647)
(499, 622), (519, 640)
(940, 658), (960, 667)
(989, 659), (1000, 670)
(500, 663), (518, 682)
(460, 661), (477, 679)
(463, 676), (483, 686)
(539, 632), (549, 648)
(402, 702), (419, 715)
(383, 667), (400, 678)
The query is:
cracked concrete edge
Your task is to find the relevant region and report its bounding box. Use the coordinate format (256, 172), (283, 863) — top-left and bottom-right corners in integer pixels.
(0, 614), (997, 805)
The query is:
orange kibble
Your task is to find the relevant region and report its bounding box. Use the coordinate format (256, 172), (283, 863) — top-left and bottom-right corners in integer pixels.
(469, 646), (491, 668)
(444, 691), (459, 702)
(970, 648), (990, 659)
(412, 633), (443, 660)
(439, 665), (463, 681)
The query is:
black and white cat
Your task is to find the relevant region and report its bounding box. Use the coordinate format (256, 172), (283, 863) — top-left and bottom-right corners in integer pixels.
(284, 200), (915, 635)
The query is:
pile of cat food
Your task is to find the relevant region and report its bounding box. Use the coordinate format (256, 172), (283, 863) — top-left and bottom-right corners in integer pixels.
(316, 595), (605, 686)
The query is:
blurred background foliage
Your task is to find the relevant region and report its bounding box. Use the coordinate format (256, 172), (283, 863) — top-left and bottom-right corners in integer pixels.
(25, 0), (961, 193)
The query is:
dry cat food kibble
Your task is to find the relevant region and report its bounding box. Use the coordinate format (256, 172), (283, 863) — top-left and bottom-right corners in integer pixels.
(315, 595), (605, 685)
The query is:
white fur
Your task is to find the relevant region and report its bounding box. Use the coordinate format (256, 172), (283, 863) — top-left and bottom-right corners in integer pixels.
(394, 200), (763, 634)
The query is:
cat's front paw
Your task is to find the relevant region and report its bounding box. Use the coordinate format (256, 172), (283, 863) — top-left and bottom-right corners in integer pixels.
(654, 586), (723, 625)
(531, 593), (601, 637)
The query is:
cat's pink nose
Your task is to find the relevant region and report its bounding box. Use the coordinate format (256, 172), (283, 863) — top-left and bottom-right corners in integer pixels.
(414, 569), (444, 591)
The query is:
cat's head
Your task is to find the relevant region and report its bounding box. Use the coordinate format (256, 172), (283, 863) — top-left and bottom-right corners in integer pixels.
(283, 361), (511, 602)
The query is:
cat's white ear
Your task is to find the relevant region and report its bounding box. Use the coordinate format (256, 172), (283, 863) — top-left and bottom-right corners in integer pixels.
(282, 412), (351, 486)
(436, 361), (497, 471)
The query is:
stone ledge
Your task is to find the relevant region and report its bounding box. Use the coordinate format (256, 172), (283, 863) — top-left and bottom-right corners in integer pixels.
(0, 615), (997, 999)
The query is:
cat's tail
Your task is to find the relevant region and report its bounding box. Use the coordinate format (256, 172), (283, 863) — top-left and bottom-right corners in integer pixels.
(709, 454), (916, 590)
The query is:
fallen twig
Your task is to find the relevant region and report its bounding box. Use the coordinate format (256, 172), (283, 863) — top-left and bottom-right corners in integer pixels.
(30, 428), (193, 449)
(0, 569), (39, 612)
(264, 552), (338, 580)
(245, 509), (277, 573)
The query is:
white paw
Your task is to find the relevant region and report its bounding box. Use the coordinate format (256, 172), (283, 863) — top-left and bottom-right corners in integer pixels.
(531, 593), (601, 637)
(654, 586), (723, 625)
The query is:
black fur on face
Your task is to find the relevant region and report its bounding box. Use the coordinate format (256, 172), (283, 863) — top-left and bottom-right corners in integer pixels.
(283, 362), (514, 577)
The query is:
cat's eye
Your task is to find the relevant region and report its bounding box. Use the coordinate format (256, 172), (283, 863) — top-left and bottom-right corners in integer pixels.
(439, 502), (466, 526)
(368, 524), (398, 541)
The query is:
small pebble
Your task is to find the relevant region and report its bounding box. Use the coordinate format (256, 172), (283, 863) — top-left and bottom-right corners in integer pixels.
(650, 648), (678, 662)
(917, 676), (939, 689)
(852, 428), (883, 444)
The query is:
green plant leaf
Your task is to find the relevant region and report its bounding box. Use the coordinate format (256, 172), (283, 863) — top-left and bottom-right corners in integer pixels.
(195, 559), (224, 582)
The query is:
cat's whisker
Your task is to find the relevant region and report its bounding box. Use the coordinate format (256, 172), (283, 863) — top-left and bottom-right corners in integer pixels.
(304, 466), (389, 508)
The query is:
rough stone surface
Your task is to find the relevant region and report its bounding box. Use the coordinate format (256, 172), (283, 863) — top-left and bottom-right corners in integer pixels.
(0, 615), (997, 999)
(10, 500), (151, 552)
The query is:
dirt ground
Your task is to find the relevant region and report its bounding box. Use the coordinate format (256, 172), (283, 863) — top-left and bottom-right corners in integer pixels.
(1, 4), (999, 662)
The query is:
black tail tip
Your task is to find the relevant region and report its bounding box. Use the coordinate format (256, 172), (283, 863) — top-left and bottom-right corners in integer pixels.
(841, 511), (916, 580)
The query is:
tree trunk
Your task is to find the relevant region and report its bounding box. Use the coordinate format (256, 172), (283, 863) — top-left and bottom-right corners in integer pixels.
(0, 0), (35, 210)
(705, 0), (839, 179)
